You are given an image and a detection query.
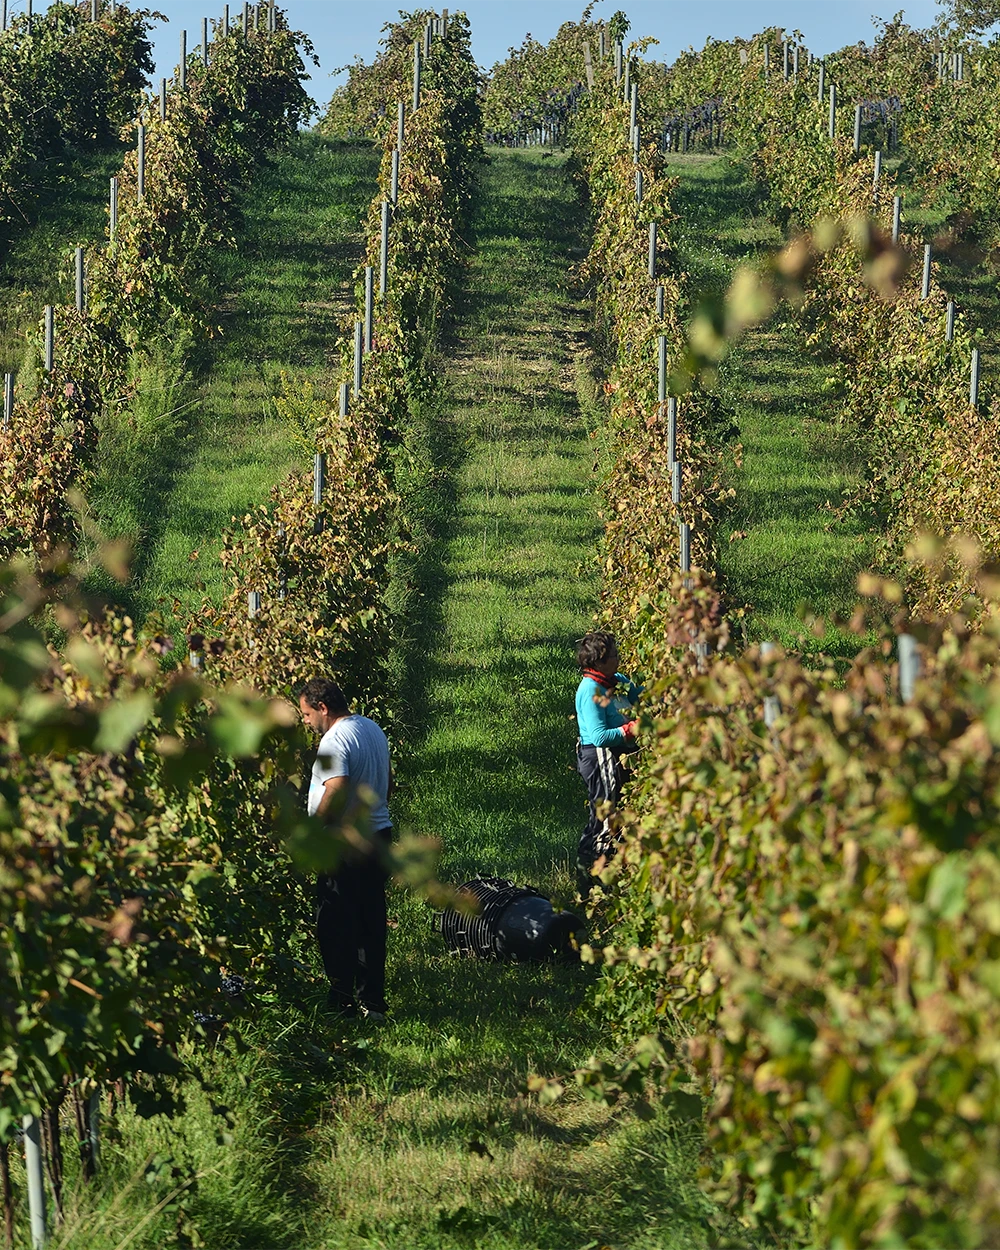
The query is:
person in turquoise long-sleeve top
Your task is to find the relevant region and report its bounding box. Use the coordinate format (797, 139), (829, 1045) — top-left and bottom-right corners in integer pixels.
(574, 630), (640, 889)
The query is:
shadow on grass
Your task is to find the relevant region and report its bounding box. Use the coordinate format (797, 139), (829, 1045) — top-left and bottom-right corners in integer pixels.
(88, 136), (378, 618)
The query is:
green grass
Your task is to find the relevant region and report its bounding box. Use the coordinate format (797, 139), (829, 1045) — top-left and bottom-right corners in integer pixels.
(666, 154), (876, 655)
(88, 134), (379, 619)
(0, 141), (127, 371)
(7, 147), (741, 1250)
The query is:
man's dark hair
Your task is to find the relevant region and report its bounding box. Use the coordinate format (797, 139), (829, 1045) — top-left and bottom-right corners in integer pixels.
(576, 631), (617, 670)
(298, 677), (349, 715)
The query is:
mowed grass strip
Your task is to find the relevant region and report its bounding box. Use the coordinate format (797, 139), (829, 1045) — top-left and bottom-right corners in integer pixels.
(30, 149), (735, 1250)
(292, 149), (723, 1250)
(667, 154), (875, 654)
(90, 134), (378, 618)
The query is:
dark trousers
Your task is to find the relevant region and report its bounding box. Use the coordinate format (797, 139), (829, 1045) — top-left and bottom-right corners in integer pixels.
(316, 828), (391, 1012)
(576, 743), (627, 873)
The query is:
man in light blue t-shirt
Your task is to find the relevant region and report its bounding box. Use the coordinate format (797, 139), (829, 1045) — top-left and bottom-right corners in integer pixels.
(299, 677), (393, 1022)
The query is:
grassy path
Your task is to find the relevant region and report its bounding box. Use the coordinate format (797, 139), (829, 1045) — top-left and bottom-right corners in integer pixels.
(49, 149), (736, 1250)
(288, 149), (718, 1250)
(91, 134), (377, 618)
(668, 154), (875, 655)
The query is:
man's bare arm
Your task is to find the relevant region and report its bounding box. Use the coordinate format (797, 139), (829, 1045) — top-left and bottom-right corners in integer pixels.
(316, 774), (349, 822)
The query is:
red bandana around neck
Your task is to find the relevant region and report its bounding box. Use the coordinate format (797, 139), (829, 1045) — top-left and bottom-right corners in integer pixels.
(582, 667), (615, 689)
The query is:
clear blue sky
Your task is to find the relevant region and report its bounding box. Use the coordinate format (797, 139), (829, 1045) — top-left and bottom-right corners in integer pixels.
(30, 1), (945, 112)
